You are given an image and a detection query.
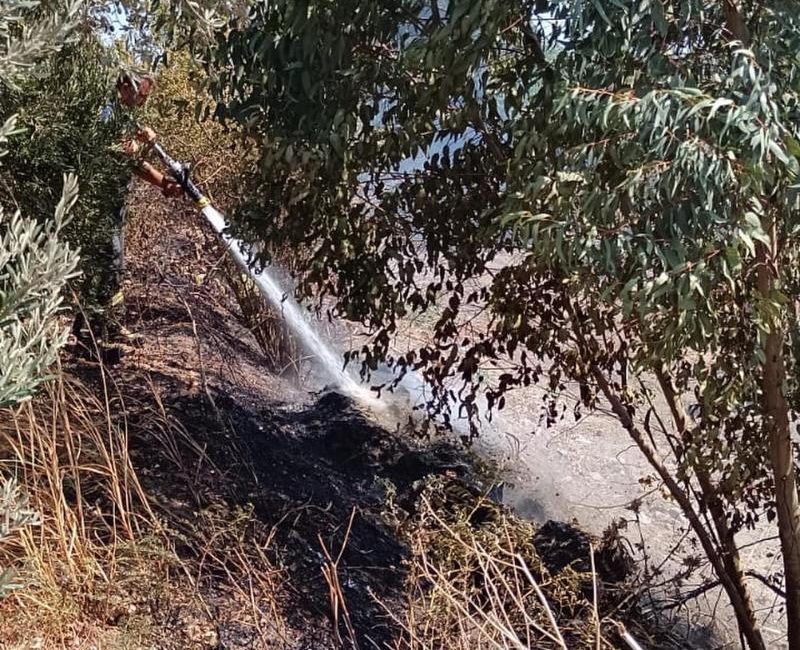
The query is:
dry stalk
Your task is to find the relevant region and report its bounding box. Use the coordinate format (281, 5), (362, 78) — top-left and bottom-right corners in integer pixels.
(186, 499), (287, 647)
(377, 486), (593, 650)
(222, 260), (302, 374)
(178, 294), (224, 427)
(590, 543), (601, 650)
(0, 366), (168, 644)
(614, 621), (646, 650)
(319, 507), (360, 649)
(142, 374), (213, 475)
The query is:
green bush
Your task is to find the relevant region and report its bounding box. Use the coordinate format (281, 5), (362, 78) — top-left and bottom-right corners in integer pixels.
(0, 0), (81, 595)
(0, 476), (41, 597)
(0, 168), (80, 407)
(0, 0), (85, 407)
(0, 37), (129, 310)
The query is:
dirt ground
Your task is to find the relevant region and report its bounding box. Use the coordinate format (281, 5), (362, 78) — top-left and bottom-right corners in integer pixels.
(45, 181), (764, 649)
(63, 184), (618, 649)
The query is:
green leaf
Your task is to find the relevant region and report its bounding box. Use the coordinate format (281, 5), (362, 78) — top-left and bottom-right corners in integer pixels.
(591, 0), (612, 26)
(739, 231), (755, 256)
(688, 273), (705, 298)
(786, 135), (800, 158)
(651, 0), (668, 37)
(743, 212), (762, 230)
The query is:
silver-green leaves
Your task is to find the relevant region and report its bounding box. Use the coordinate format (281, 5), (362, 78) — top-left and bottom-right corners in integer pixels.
(0, 174), (80, 407)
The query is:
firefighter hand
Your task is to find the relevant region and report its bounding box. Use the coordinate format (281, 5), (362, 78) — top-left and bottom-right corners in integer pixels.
(136, 126), (158, 144)
(121, 138), (140, 157)
(161, 179), (184, 198)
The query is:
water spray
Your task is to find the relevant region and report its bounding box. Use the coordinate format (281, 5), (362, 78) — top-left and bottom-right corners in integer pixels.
(150, 140), (376, 404)
(151, 143), (512, 442)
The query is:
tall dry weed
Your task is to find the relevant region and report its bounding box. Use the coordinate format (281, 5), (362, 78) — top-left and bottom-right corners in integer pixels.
(0, 366), (171, 645)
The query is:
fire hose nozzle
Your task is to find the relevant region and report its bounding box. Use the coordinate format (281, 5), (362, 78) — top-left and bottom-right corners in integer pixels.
(151, 142), (205, 204)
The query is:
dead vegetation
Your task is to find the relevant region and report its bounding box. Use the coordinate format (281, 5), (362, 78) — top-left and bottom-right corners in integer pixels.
(0, 365), (173, 648)
(0, 346), (290, 648)
(377, 475), (688, 650)
(224, 265), (302, 375)
(0, 358), (701, 650)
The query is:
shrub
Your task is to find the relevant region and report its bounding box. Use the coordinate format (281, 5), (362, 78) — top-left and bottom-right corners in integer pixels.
(0, 37), (129, 311)
(0, 169), (80, 407)
(0, 0), (83, 407)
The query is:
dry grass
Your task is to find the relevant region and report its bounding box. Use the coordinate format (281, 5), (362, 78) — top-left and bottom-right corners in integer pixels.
(319, 507), (360, 648)
(378, 477), (648, 650)
(0, 360), (287, 648)
(0, 364), (173, 647)
(223, 260), (302, 375)
(187, 500), (288, 647)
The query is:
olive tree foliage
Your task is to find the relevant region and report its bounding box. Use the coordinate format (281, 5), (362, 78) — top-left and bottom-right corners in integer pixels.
(172, 1), (800, 646)
(0, 38), (130, 309)
(0, 0), (77, 87)
(0, 474), (40, 597)
(0, 1), (82, 408)
(0, 0), (82, 599)
(0, 170), (79, 408)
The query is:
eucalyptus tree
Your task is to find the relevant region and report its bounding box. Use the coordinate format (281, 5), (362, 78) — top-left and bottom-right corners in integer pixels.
(177, 1), (800, 646)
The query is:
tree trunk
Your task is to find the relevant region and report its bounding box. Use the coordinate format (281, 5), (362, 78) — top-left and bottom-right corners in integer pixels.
(718, 4), (800, 645)
(564, 293), (768, 649)
(756, 234), (800, 650)
(589, 364), (767, 650)
(656, 370), (765, 649)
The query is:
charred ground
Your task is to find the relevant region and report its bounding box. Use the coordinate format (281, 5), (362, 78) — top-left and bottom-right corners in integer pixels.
(36, 183), (699, 649)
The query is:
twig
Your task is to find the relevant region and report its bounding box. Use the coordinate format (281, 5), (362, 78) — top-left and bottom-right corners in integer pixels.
(319, 508), (360, 649)
(614, 621), (645, 650)
(590, 543), (601, 650)
(658, 579), (722, 610)
(178, 295), (223, 425)
(745, 569), (787, 599)
(515, 553), (569, 650)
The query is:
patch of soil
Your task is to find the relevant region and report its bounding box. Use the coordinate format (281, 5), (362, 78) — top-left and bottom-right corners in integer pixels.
(55, 182), (689, 649)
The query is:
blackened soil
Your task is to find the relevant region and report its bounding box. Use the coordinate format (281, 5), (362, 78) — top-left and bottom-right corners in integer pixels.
(122, 379), (487, 649)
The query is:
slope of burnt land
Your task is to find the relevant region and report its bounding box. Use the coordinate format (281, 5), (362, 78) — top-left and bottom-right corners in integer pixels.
(125, 387), (487, 648)
(61, 183), (705, 649)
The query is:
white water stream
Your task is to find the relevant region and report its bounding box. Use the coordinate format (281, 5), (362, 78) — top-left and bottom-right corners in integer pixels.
(200, 205), (377, 404)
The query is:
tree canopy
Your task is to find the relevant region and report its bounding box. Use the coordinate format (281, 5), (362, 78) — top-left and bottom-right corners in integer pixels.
(178, 1), (800, 647)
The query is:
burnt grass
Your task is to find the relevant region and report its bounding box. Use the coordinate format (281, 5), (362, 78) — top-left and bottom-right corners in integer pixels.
(119, 382), (638, 649)
(67, 185), (697, 649)
(135, 388), (416, 648)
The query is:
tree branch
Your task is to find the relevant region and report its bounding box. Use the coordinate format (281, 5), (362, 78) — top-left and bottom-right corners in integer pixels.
(659, 579), (722, 611)
(745, 570), (787, 599)
(722, 0), (750, 43)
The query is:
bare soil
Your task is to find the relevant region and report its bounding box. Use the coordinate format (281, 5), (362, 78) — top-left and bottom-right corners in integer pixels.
(44, 183), (707, 649)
